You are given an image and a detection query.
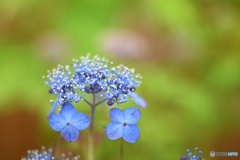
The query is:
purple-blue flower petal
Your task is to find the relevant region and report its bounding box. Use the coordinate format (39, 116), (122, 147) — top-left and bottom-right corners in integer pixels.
(71, 113), (90, 130)
(131, 93), (147, 108)
(49, 114), (66, 131)
(123, 124), (140, 143)
(61, 126), (79, 142)
(106, 121), (123, 140)
(60, 102), (77, 121)
(47, 101), (58, 119)
(124, 107), (141, 124)
(110, 108), (124, 123)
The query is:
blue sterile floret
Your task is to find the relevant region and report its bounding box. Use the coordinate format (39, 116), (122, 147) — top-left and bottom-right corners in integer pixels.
(47, 100), (58, 119)
(49, 102), (90, 142)
(21, 146), (80, 160)
(106, 107), (141, 143)
(129, 93), (147, 108)
(181, 148), (203, 160)
(43, 54), (144, 112)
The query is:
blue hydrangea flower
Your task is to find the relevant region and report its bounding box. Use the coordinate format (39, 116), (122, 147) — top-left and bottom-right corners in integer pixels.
(21, 146), (80, 160)
(181, 148), (203, 160)
(49, 102), (90, 142)
(106, 107), (141, 143)
(130, 93), (147, 108)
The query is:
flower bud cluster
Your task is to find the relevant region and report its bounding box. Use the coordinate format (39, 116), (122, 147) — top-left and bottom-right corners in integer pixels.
(43, 54), (142, 107)
(21, 146), (80, 160)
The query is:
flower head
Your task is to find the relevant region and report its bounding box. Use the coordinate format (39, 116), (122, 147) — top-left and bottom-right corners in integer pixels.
(43, 54), (144, 108)
(21, 146), (80, 160)
(106, 107), (141, 143)
(181, 147), (203, 160)
(49, 102), (90, 142)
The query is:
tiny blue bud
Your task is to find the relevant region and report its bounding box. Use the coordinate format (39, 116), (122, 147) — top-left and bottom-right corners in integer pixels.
(85, 86), (90, 93)
(49, 88), (53, 94)
(130, 87), (136, 92)
(74, 94), (81, 103)
(107, 100), (114, 106)
(90, 84), (96, 91)
(58, 98), (65, 105)
(67, 92), (74, 100)
(96, 85), (102, 92)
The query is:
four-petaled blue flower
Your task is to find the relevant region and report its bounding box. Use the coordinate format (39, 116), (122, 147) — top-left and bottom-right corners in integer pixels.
(106, 107), (141, 143)
(49, 102), (90, 142)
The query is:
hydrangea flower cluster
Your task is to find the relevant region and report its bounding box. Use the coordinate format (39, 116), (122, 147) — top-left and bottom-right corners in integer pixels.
(180, 148), (205, 160)
(43, 54), (147, 144)
(43, 54), (143, 113)
(21, 146), (80, 160)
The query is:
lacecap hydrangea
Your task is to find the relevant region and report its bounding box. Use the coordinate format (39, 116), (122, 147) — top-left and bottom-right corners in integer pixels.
(43, 54), (147, 143)
(21, 146), (80, 160)
(180, 147), (205, 160)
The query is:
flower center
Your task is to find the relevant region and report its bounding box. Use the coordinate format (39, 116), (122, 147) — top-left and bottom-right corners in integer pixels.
(123, 122), (127, 126)
(66, 122), (71, 126)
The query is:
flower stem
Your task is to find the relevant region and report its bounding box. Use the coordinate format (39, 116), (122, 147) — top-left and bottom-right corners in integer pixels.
(88, 93), (96, 160)
(85, 94), (107, 160)
(90, 93), (96, 132)
(95, 98), (108, 107)
(116, 101), (121, 109)
(52, 132), (63, 157)
(120, 138), (123, 160)
(88, 131), (94, 160)
(89, 106), (96, 134)
(83, 98), (92, 107)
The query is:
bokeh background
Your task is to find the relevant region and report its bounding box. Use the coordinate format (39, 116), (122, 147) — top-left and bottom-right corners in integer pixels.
(0, 0), (240, 160)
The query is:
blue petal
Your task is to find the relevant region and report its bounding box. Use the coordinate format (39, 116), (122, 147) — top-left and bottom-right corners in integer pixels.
(123, 124), (140, 143)
(106, 121), (123, 140)
(71, 113), (90, 130)
(60, 102), (77, 121)
(49, 114), (66, 131)
(124, 107), (141, 124)
(61, 126), (79, 142)
(47, 101), (58, 119)
(131, 93), (147, 108)
(110, 108), (124, 123)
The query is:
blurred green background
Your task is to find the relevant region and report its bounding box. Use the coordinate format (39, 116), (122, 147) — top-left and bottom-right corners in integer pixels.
(0, 0), (240, 160)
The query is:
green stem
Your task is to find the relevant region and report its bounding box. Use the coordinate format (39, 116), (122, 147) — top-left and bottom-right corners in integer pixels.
(95, 98), (108, 107)
(116, 101), (121, 109)
(52, 132), (62, 157)
(88, 131), (94, 160)
(120, 138), (123, 160)
(88, 93), (96, 160)
(84, 94), (107, 160)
